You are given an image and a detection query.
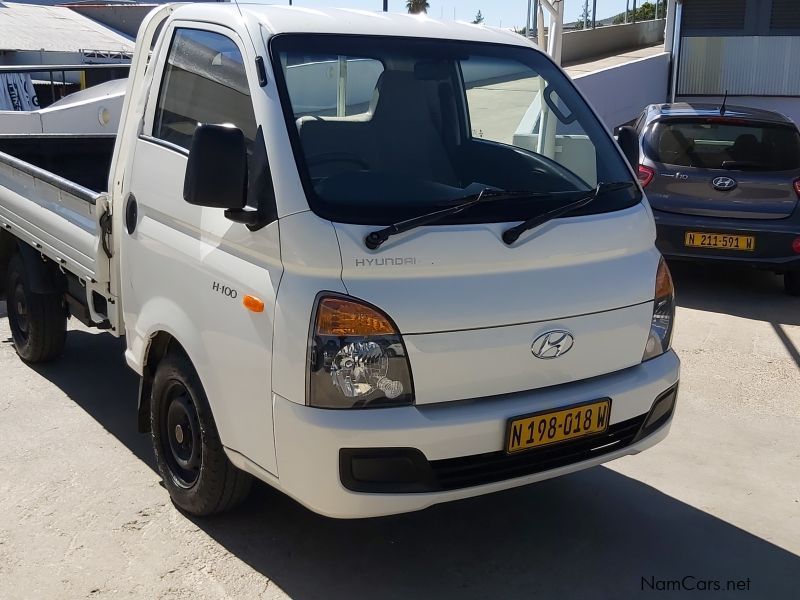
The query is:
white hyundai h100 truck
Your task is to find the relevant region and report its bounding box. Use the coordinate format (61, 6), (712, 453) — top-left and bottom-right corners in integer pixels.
(0, 4), (680, 518)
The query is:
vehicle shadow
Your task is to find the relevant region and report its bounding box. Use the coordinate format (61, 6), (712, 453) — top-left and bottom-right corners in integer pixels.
(670, 261), (800, 326)
(25, 327), (154, 469)
(202, 469), (799, 600)
(19, 327), (800, 599)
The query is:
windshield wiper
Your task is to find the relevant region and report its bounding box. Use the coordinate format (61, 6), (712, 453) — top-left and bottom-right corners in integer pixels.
(502, 181), (636, 246)
(364, 188), (545, 249)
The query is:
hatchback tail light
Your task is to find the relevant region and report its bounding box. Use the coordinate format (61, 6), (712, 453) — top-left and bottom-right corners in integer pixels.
(638, 165), (655, 188)
(793, 178), (800, 198)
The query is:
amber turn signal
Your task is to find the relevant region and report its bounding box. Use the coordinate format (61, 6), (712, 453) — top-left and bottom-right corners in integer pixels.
(315, 297), (397, 336)
(655, 257), (674, 300)
(243, 295), (265, 313)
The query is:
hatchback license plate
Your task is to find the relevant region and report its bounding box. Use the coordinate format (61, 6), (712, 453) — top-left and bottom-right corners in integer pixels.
(684, 231), (755, 251)
(506, 399), (611, 454)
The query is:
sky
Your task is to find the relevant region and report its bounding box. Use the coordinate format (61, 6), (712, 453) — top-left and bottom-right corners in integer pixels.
(286, 1), (633, 28)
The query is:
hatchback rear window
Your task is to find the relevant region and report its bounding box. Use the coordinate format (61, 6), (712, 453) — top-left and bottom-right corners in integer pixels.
(646, 119), (800, 171)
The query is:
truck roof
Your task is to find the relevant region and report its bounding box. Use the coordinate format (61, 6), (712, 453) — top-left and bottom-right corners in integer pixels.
(172, 3), (534, 48)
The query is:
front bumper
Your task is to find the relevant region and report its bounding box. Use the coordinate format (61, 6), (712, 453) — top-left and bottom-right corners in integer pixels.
(653, 209), (800, 271)
(271, 350), (680, 518)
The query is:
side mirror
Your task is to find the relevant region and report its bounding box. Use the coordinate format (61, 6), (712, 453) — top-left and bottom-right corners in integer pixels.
(183, 124), (248, 216)
(616, 125), (640, 170)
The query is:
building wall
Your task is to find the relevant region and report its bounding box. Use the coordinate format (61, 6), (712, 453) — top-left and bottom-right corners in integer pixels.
(562, 19), (666, 64)
(576, 53), (671, 129)
(677, 0), (800, 96)
(681, 0), (800, 37)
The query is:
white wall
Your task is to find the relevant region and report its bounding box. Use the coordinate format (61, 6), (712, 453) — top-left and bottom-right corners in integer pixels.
(574, 53), (671, 129)
(562, 19), (666, 64)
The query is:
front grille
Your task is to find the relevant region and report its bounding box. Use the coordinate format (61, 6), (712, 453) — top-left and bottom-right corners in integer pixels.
(430, 414), (647, 491)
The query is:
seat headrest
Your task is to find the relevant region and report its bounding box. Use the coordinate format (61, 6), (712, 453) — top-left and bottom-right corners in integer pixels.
(658, 129), (684, 156)
(730, 133), (759, 160)
(371, 71), (430, 121)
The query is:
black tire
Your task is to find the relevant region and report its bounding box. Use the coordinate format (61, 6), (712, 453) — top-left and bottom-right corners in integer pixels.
(150, 351), (252, 516)
(785, 271), (800, 297)
(6, 253), (67, 363)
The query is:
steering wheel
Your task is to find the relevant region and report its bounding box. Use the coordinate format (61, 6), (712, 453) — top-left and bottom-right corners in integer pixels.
(306, 152), (370, 171)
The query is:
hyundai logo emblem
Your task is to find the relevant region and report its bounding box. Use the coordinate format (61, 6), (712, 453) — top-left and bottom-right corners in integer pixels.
(712, 176), (737, 191)
(531, 330), (574, 359)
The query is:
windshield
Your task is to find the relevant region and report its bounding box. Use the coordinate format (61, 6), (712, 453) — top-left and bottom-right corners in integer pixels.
(270, 34), (637, 225)
(646, 119), (800, 171)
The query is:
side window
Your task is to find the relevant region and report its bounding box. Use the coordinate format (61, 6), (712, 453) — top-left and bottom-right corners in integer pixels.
(153, 28), (257, 150)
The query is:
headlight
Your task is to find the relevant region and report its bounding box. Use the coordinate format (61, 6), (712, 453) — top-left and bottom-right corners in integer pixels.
(643, 257), (675, 361)
(307, 295), (414, 409)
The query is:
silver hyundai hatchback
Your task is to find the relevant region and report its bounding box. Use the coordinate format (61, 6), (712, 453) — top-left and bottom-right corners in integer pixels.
(634, 103), (800, 295)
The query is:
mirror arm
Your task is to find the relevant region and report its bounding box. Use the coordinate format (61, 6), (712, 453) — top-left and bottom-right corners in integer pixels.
(224, 207), (261, 226)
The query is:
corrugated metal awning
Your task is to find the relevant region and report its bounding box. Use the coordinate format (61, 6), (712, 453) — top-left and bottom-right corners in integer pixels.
(0, 2), (134, 53)
(678, 36), (800, 96)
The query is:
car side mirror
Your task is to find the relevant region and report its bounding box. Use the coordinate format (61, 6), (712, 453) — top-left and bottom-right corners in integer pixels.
(183, 124), (248, 217)
(616, 125), (640, 170)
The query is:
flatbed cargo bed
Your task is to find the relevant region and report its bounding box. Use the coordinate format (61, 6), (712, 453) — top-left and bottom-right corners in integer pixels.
(0, 138), (114, 326)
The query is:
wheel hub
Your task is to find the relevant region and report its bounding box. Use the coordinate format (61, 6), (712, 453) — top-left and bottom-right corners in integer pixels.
(12, 283), (29, 339)
(161, 386), (201, 488)
(174, 424), (184, 444)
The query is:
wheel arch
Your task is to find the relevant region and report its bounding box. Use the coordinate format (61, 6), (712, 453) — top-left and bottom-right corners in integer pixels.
(137, 330), (182, 432)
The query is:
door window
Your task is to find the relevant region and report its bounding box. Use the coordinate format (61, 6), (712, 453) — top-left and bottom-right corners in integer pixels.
(153, 28), (257, 150)
(462, 56), (599, 186)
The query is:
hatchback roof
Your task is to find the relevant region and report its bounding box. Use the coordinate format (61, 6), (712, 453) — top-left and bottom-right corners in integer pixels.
(645, 102), (794, 126)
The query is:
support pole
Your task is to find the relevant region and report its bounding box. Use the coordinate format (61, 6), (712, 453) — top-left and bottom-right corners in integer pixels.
(526, 0), (532, 37)
(670, 0), (683, 103)
(537, 1), (545, 48)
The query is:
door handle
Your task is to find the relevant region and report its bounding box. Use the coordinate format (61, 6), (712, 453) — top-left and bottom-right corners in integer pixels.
(125, 193), (138, 235)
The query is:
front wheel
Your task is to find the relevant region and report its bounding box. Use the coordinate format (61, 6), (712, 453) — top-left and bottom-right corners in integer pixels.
(150, 351), (252, 516)
(6, 253), (67, 363)
(785, 271), (800, 296)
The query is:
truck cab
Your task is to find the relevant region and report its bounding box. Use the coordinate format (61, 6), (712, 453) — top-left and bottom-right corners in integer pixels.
(0, 4), (680, 518)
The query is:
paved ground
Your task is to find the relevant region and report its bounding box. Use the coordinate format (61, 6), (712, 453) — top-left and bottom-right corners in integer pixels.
(0, 261), (798, 600)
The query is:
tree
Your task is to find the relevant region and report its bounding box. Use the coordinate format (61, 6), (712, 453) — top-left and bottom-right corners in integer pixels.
(472, 10), (484, 24)
(612, 1), (666, 25)
(574, 2), (590, 30)
(406, 0), (430, 14)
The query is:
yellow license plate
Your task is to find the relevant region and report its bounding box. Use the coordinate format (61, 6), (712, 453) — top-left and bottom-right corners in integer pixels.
(684, 231), (755, 251)
(506, 399), (611, 454)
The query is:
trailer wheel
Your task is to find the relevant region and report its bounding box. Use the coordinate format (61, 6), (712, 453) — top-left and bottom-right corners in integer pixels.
(785, 271), (800, 297)
(151, 351), (252, 516)
(6, 253), (67, 363)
